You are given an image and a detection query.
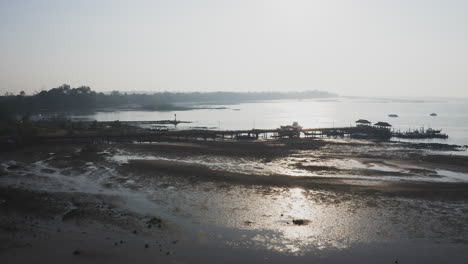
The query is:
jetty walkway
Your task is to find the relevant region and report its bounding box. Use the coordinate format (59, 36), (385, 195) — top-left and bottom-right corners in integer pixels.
(37, 125), (393, 143)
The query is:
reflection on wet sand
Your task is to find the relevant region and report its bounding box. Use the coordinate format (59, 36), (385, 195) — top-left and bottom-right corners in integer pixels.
(1, 139), (468, 263)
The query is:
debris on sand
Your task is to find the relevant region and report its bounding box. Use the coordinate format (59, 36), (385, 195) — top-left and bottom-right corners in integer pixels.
(147, 217), (162, 225)
(292, 219), (309, 226)
(244, 220), (254, 226)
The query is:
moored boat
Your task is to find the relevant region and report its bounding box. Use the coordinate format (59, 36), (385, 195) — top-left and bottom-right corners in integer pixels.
(393, 127), (448, 139)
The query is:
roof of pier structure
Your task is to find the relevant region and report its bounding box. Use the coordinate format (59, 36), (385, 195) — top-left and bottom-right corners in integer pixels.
(374, 122), (392, 127)
(355, 119), (371, 124)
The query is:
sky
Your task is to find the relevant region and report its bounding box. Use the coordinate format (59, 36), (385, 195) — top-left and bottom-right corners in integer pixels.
(0, 0), (467, 97)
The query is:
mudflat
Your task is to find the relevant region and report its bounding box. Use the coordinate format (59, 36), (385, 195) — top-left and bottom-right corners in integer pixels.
(1, 138), (468, 263)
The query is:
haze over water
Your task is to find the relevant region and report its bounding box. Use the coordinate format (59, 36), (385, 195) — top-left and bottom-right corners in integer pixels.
(72, 96), (468, 146)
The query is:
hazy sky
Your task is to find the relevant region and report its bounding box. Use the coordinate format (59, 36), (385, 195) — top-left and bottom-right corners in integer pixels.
(1, 0), (467, 97)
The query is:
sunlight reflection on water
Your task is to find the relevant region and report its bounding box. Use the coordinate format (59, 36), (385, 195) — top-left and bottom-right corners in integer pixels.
(70, 97), (468, 146)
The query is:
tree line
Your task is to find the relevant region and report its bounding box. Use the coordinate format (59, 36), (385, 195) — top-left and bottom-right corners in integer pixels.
(0, 84), (336, 121)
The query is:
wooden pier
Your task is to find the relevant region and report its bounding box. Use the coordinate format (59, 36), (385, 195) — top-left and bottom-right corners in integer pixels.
(37, 124), (394, 143)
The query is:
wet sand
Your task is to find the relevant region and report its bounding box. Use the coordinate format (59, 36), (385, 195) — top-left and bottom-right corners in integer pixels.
(1, 138), (468, 263)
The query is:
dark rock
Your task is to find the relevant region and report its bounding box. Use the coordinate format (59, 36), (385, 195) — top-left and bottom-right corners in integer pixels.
(145, 244), (149, 248)
(7, 164), (20, 170)
(73, 250), (81, 255)
(132, 230), (137, 234)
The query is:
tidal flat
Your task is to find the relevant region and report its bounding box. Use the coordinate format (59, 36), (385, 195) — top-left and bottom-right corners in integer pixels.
(1, 138), (468, 263)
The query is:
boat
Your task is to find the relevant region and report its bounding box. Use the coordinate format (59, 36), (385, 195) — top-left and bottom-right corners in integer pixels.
(388, 114), (398, 118)
(392, 127), (448, 139)
(426, 128), (442, 133)
(430, 113), (437, 116)
(278, 122), (302, 138)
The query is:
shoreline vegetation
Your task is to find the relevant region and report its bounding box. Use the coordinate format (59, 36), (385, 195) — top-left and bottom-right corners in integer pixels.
(0, 84), (337, 119)
(0, 84), (332, 148)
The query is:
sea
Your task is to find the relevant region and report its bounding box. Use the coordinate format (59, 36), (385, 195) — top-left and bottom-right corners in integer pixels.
(68, 96), (468, 146)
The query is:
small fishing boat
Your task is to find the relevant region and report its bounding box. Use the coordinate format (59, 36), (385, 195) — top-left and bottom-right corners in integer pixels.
(430, 113), (437, 116)
(392, 127), (448, 139)
(426, 128), (442, 133)
(278, 122), (302, 138)
(388, 114), (398, 118)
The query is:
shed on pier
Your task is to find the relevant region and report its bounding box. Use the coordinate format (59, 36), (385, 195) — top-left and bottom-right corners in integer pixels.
(374, 122), (392, 129)
(355, 119), (371, 127)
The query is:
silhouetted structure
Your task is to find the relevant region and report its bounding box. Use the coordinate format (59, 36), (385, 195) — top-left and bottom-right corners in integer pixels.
(355, 119), (371, 126)
(374, 122), (392, 129)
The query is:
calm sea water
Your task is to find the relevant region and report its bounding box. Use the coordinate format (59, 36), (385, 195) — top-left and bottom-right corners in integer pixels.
(70, 97), (468, 146)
